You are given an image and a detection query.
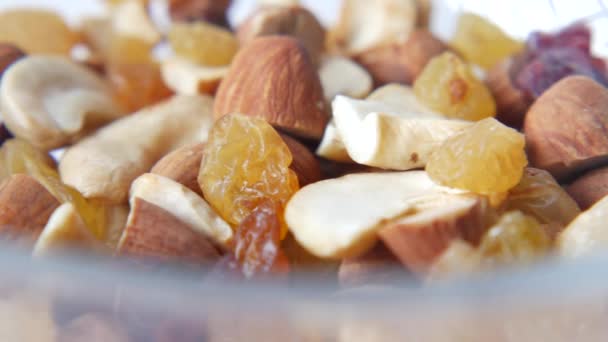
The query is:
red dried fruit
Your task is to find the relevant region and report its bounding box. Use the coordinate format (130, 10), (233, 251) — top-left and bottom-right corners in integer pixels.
(233, 200), (289, 278)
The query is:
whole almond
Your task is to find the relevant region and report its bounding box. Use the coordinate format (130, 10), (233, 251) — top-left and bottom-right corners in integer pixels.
(524, 76), (608, 181)
(354, 29), (447, 86)
(0, 174), (60, 245)
(151, 142), (205, 196)
(567, 166), (608, 210)
(486, 57), (532, 128)
(280, 133), (321, 186)
(214, 36), (329, 140)
(237, 6), (325, 65)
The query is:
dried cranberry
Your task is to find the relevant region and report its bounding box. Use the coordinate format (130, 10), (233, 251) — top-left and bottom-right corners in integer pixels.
(526, 24), (591, 54)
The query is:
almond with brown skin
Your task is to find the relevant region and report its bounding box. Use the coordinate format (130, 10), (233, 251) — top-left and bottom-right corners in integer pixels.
(524, 76), (608, 181)
(214, 36), (329, 140)
(117, 197), (221, 265)
(486, 57), (532, 128)
(151, 142), (205, 196)
(0, 174), (60, 245)
(338, 242), (407, 287)
(280, 133), (321, 186)
(354, 29), (447, 87)
(237, 6), (325, 65)
(378, 196), (488, 274)
(0, 43), (25, 77)
(567, 166), (608, 210)
(168, 0), (231, 27)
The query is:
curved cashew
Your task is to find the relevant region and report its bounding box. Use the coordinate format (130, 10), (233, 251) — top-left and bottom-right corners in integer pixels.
(59, 95), (215, 204)
(0, 56), (125, 150)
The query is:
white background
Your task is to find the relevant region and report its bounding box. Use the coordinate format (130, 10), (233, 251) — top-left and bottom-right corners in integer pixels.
(0, 0), (606, 56)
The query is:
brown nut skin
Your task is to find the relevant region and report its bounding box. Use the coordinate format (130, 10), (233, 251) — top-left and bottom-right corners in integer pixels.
(486, 57), (532, 129)
(524, 76), (608, 182)
(279, 133), (322, 186)
(150, 143), (205, 197)
(567, 166), (608, 210)
(168, 0), (231, 27)
(354, 29), (448, 87)
(117, 198), (221, 266)
(0, 174), (60, 245)
(0, 43), (25, 77)
(214, 36), (329, 140)
(338, 242), (407, 288)
(237, 6), (325, 66)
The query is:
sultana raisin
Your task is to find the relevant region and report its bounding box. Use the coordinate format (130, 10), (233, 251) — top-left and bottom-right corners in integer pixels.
(107, 63), (173, 112)
(169, 21), (238, 66)
(414, 52), (496, 121)
(233, 199), (289, 278)
(198, 114), (299, 230)
(426, 118), (527, 194)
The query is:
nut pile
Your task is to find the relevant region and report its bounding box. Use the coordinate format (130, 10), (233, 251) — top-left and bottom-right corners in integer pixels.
(1, 0), (608, 338)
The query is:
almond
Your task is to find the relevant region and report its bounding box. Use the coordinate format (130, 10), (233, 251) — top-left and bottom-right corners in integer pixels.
(151, 142), (205, 196)
(338, 242), (407, 287)
(280, 133), (321, 186)
(378, 196), (488, 274)
(0, 174), (60, 245)
(354, 29), (447, 86)
(0, 43), (25, 77)
(567, 166), (608, 210)
(117, 197), (221, 265)
(486, 57), (532, 128)
(168, 0), (231, 27)
(214, 36), (329, 140)
(524, 76), (608, 181)
(237, 6), (325, 65)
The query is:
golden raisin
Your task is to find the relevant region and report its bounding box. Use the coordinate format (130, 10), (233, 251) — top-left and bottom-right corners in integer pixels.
(479, 211), (550, 267)
(105, 35), (153, 65)
(233, 199), (289, 278)
(107, 63), (173, 112)
(426, 118), (527, 194)
(451, 13), (523, 69)
(0, 139), (107, 240)
(169, 22), (238, 66)
(427, 240), (481, 282)
(198, 114), (299, 229)
(0, 10), (78, 55)
(414, 52), (496, 121)
(506, 168), (581, 226)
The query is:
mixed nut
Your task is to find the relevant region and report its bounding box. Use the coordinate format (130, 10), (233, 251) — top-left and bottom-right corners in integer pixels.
(0, 0), (608, 339)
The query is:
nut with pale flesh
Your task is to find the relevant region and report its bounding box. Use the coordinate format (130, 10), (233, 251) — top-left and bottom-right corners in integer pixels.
(367, 83), (440, 115)
(567, 166), (608, 210)
(151, 142), (205, 196)
(59, 95), (215, 203)
(331, 95), (471, 170)
(33, 203), (104, 257)
(354, 29), (448, 86)
(117, 197), (221, 265)
(524, 76), (608, 181)
(486, 57), (532, 128)
(329, 0), (417, 55)
(130, 173), (233, 248)
(378, 195), (488, 274)
(258, 0), (299, 6)
(237, 6), (325, 65)
(319, 56), (372, 101)
(285, 170), (466, 259)
(0, 56), (125, 150)
(58, 314), (130, 342)
(214, 36), (329, 140)
(111, 0), (161, 44)
(160, 57), (228, 95)
(558, 194), (608, 258)
(0, 174), (60, 246)
(315, 119), (352, 163)
(426, 239), (481, 282)
(280, 133), (322, 186)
